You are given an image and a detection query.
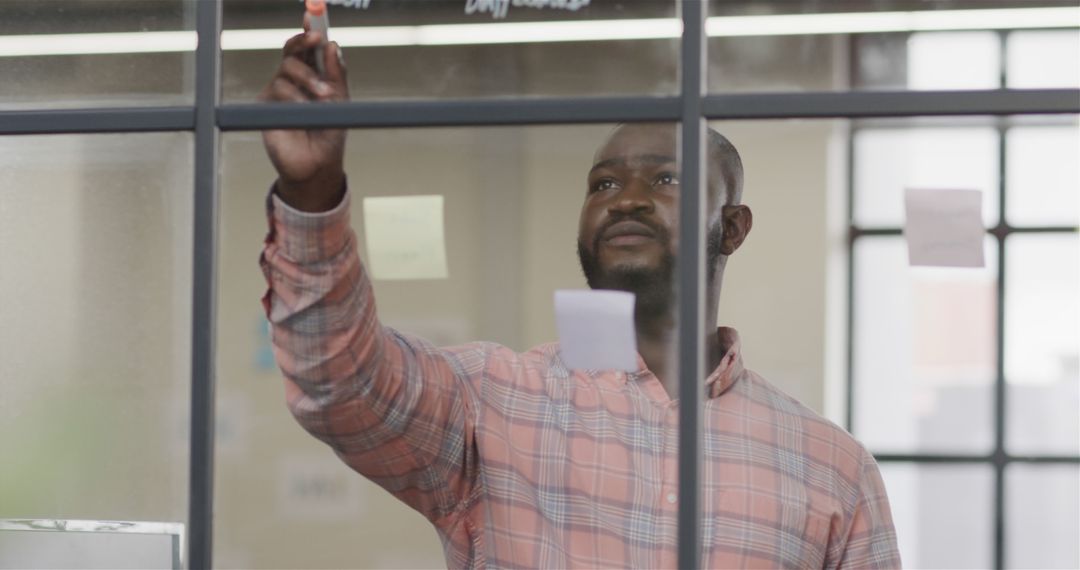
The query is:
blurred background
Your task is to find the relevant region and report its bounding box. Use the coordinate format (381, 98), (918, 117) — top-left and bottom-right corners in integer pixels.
(1, 1), (1077, 568)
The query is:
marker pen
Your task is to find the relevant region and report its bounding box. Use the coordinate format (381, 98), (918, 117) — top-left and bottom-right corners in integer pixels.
(306, 0), (329, 76)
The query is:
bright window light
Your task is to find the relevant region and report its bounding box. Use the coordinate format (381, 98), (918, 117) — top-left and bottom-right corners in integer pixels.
(0, 7), (1076, 57)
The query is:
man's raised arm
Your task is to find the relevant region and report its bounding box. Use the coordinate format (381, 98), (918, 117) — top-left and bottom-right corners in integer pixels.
(257, 28), (483, 523)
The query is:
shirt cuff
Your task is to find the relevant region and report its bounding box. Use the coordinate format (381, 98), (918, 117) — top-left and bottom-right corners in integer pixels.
(266, 186), (352, 264)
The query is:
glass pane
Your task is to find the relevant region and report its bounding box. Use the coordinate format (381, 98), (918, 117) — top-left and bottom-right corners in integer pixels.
(879, 463), (993, 570)
(220, 122), (699, 567)
(854, 126), (1000, 228)
(1006, 464), (1080, 570)
(853, 236), (998, 454)
(0, 134), (192, 525)
(222, 0), (678, 102)
(1007, 30), (1080, 89)
(0, 1), (194, 109)
(707, 2), (1075, 93)
(706, 118), (848, 417)
(905, 32), (1000, 91)
(1005, 234), (1080, 455)
(1006, 122), (1080, 226)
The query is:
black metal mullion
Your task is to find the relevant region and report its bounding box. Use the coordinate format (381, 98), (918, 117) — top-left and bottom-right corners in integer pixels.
(188, 0), (221, 568)
(992, 172), (1008, 570)
(993, 31), (1010, 568)
(851, 226), (1078, 237)
(217, 97), (682, 129)
(702, 89), (1080, 120)
(844, 122), (857, 435)
(0, 107), (194, 135)
(4, 89), (1075, 137)
(676, 0), (707, 568)
(874, 454), (1080, 464)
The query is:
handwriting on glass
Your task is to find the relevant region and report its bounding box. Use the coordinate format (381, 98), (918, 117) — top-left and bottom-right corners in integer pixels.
(465, 0), (592, 19)
(324, 0), (374, 8)
(318, 0), (592, 19)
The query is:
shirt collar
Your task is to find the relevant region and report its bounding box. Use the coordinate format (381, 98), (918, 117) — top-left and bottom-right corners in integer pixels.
(705, 326), (744, 399)
(625, 326), (745, 399)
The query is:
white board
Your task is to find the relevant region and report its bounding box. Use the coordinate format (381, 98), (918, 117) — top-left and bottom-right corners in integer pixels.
(0, 520), (183, 570)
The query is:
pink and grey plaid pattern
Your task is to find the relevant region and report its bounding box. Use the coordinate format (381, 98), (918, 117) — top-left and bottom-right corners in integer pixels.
(260, 191), (901, 569)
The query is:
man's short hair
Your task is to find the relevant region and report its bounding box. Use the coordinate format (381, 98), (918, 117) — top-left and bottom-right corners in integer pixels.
(707, 128), (744, 206)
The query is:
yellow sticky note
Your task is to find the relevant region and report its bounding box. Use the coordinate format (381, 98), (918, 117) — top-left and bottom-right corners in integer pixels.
(362, 195), (449, 280)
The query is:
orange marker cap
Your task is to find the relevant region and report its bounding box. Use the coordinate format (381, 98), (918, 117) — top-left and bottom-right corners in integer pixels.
(306, 0), (326, 16)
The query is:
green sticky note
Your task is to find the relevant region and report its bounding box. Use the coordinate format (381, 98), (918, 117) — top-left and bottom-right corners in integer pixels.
(362, 195), (449, 280)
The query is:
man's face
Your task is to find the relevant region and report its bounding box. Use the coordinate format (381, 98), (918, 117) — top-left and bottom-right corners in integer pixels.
(577, 124), (726, 303)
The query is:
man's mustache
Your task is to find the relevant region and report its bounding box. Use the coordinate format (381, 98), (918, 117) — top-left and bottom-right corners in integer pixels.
(592, 214), (669, 253)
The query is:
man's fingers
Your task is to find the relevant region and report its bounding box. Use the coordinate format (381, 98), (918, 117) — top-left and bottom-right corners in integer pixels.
(282, 31), (323, 58)
(282, 32), (309, 57)
(261, 76), (311, 104)
(323, 42), (348, 96)
(280, 56), (331, 99)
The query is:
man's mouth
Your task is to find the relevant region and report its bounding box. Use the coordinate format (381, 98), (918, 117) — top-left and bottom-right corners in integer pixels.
(601, 220), (657, 247)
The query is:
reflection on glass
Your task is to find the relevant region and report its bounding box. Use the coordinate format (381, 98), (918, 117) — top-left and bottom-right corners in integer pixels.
(854, 126), (1000, 228)
(1006, 124), (1080, 226)
(879, 463), (993, 570)
(708, 3), (1076, 93)
(221, 0), (678, 102)
(1005, 234), (1080, 455)
(1007, 30), (1080, 89)
(222, 120), (863, 568)
(907, 32), (1000, 91)
(0, 133), (192, 523)
(0, 1), (194, 109)
(853, 237), (997, 454)
(1006, 464), (1080, 569)
(219, 124), (692, 567)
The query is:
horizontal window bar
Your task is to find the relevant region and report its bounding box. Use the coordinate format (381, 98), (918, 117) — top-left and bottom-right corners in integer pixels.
(221, 89), (1080, 130)
(705, 89), (1080, 119)
(3, 89), (1077, 134)
(851, 225), (1079, 238)
(875, 453), (1080, 464)
(217, 97), (682, 129)
(0, 107), (194, 135)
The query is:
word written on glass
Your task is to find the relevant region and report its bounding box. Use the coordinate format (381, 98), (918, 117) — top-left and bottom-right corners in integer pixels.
(317, 0), (592, 19)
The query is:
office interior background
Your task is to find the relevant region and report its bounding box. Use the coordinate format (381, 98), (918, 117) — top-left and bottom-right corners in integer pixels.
(0, 0), (1077, 568)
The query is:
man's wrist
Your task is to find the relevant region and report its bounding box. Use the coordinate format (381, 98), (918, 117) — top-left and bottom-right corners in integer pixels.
(274, 170), (347, 213)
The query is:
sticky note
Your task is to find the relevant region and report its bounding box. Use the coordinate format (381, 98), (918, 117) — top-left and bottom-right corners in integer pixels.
(554, 290), (639, 372)
(904, 188), (985, 268)
(363, 195), (449, 280)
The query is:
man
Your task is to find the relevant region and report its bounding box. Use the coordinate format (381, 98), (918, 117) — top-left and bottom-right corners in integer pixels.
(259, 29), (901, 569)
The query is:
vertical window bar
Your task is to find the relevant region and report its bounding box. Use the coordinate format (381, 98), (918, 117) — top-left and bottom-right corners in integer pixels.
(188, 0), (222, 567)
(992, 29), (1009, 570)
(677, 0), (707, 568)
(845, 125), (858, 435)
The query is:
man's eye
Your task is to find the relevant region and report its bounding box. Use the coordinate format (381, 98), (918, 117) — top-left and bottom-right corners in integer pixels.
(591, 179), (617, 193)
(655, 173), (679, 186)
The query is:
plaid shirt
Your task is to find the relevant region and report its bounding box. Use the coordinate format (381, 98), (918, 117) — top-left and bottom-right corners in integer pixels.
(260, 191), (901, 569)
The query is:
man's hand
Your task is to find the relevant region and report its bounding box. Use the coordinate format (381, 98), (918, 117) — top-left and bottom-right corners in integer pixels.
(259, 27), (349, 212)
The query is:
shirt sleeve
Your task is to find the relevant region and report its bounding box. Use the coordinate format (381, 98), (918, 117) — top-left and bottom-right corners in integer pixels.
(259, 187), (485, 523)
(833, 448), (903, 569)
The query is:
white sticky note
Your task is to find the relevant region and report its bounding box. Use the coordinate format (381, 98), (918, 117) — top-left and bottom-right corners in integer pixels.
(276, 453), (365, 521)
(904, 188), (986, 268)
(363, 195), (449, 280)
(554, 290), (638, 372)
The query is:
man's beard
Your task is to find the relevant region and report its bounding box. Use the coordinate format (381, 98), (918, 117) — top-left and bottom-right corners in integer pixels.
(577, 218), (724, 319)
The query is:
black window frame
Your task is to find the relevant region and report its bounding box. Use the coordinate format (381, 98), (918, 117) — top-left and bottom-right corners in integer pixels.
(846, 28), (1080, 570)
(1, 2), (1077, 568)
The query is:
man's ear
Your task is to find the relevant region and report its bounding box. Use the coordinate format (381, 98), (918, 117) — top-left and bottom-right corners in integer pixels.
(720, 204), (752, 255)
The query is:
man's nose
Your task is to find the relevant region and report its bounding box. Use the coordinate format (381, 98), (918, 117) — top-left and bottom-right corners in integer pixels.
(608, 179), (653, 215)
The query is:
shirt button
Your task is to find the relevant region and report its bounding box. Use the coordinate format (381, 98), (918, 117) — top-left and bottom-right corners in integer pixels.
(666, 492), (677, 504)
